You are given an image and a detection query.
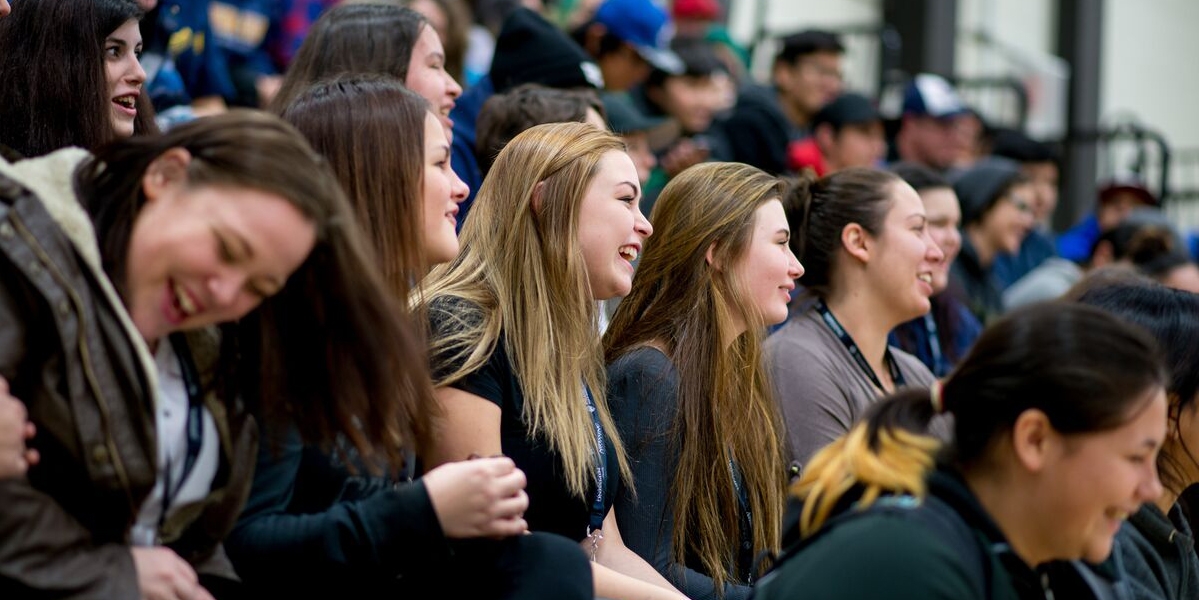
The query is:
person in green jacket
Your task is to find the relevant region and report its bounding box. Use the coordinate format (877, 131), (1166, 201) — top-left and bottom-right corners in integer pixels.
(1077, 281), (1199, 600)
(756, 302), (1169, 600)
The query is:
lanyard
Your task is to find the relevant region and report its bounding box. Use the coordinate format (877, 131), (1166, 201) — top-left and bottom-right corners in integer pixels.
(729, 457), (755, 581)
(815, 301), (905, 393)
(160, 334), (206, 528)
(922, 312), (946, 377)
(583, 383), (608, 537)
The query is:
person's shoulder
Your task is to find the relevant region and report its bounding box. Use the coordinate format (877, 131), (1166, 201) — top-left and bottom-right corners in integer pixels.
(609, 346), (673, 376)
(759, 507), (979, 600)
(767, 310), (835, 357)
(892, 345), (936, 386)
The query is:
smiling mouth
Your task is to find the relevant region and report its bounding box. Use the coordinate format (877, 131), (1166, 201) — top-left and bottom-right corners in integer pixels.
(113, 95), (136, 110)
(173, 281), (198, 317)
(618, 246), (639, 262)
(917, 273), (933, 285)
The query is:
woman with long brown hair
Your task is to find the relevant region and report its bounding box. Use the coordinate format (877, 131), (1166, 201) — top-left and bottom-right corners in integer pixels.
(0, 111), (424, 599)
(605, 162), (802, 599)
(421, 122), (689, 600)
(227, 76), (591, 599)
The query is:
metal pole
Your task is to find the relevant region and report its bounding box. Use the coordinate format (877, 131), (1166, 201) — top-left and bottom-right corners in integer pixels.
(1056, 0), (1104, 230)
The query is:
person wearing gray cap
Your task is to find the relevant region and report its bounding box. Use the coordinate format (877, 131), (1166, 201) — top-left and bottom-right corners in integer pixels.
(949, 158), (1035, 324)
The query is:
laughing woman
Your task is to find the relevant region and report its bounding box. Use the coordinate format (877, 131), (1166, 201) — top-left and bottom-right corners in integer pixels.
(605, 162), (802, 599)
(767, 169), (943, 471)
(421, 122), (690, 600)
(0, 0), (156, 157)
(755, 302), (1169, 599)
(227, 76), (593, 599)
(0, 112), (428, 599)
(1077, 282), (1199, 600)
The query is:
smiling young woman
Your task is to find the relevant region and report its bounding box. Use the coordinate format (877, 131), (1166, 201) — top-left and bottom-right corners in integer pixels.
(0, 111), (429, 599)
(0, 0), (157, 158)
(420, 122), (692, 600)
(767, 168), (943, 471)
(223, 76), (592, 600)
(604, 162), (801, 599)
(755, 302), (1169, 600)
(1077, 282), (1199, 600)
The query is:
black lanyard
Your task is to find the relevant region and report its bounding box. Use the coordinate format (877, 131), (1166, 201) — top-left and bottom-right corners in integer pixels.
(923, 312), (946, 376)
(159, 334), (206, 527)
(729, 457), (755, 581)
(583, 383), (607, 536)
(815, 301), (905, 393)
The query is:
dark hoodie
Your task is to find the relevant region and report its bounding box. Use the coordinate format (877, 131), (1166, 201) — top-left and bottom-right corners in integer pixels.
(1108, 502), (1199, 600)
(758, 467), (1122, 600)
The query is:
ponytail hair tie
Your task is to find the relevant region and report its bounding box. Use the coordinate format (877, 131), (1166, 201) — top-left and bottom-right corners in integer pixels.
(930, 380), (945, 414)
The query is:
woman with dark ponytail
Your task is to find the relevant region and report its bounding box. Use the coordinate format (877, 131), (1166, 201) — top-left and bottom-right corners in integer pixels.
(1077, 282), (1199, 600)
(755, 302), (1169, 599)
(767, 169), (943, 470)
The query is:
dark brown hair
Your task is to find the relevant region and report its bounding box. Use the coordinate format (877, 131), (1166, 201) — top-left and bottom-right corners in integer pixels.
(1076, 282), (1199, 494)
(783, 168), (899, 300)
(795, 302), (1166, 535)
(0, 0), (157, 157)
(79, 110), (434, 468)
(272, 3), (430, 113)
(282, 76), (431, 300)
(475, 84), (604, 176)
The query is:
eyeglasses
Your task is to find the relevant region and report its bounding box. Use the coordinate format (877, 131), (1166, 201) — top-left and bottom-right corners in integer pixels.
(1004, 194), (1034, 214)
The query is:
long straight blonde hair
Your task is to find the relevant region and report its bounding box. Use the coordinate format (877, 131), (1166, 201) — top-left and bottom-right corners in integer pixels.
(421, 122), (632, 498)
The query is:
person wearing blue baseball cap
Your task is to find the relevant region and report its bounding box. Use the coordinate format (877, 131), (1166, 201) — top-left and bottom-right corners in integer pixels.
(573, 0), (682, 91)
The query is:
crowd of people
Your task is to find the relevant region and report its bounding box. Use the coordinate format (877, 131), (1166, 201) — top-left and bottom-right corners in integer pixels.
(1, 0), (1198, 599)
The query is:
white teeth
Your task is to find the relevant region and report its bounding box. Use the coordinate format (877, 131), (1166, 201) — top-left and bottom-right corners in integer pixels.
(174, 282), (196, 316)
(917, 273), (932, 284)
(618, 247), (638, 262)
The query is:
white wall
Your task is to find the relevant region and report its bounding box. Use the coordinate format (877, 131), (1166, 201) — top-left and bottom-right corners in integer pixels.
(724, 0), (1199, 193)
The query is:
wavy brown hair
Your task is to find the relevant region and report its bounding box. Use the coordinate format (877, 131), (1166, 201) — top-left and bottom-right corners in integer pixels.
(80, 110), (433, 469)
(421, 122), (632, 498)
(604, 162), (787, 589)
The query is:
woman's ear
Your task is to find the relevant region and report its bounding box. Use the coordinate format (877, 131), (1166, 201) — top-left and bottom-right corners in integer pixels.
(841, 223), (870, 264)
(705, 241), (721, 271)
(141, 147), (193, 203)
(1011, 408), (1054, 473)
(529, 181), (546, 215)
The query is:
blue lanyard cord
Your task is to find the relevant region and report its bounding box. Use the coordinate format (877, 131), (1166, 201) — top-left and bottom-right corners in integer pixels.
(583, 383), (607, 535)
(922, 312), (946, 376)
(815, 301), (906, 393)
(729, 457), (755, 581)
(160, 334), (206, 529)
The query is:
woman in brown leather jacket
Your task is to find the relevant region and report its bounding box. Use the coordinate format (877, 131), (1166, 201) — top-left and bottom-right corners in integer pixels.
(0, 111), (434, 600)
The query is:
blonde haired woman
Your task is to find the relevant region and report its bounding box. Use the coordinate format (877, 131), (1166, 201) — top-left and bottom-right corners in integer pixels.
(605, 162), (802, 599)
(422, 122), (686, 600)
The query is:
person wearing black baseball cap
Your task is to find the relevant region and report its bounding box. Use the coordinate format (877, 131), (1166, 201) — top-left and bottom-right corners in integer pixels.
(449, 7), (605, 231)
(789, 92), (885, 176)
